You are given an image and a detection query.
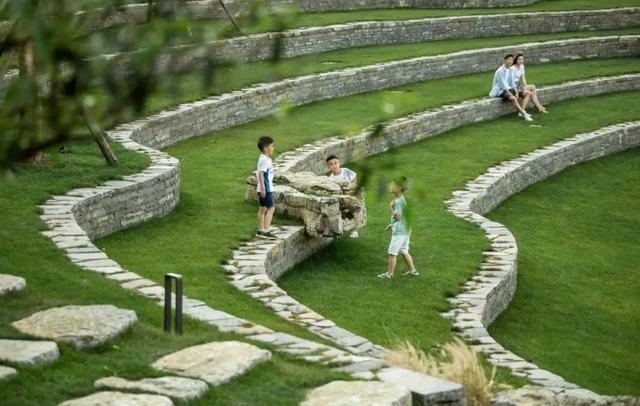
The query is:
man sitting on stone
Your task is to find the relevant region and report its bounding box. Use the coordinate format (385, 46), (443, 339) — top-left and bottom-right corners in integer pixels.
(326, 154), (359, 239)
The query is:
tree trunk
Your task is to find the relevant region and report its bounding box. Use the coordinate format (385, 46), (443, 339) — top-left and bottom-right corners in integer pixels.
(78, 102), (118, 166)
(218, 0), (243, 34)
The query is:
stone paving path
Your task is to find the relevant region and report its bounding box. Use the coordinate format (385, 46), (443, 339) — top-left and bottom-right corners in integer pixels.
(60, 391), (173, 406)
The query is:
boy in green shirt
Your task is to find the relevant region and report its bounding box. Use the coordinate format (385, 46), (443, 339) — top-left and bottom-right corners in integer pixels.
(378, 178), (419, 279)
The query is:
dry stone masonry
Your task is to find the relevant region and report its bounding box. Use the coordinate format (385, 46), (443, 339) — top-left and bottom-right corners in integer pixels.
(444, 121), (640, 397)
(228, 75), (640, 365)
(113, 36), (640, 150)
(112, 8), (640, 64)
(12, 305), (137, 349)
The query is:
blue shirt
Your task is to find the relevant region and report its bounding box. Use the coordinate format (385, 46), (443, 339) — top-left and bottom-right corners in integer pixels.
(489, 65), (517, 97)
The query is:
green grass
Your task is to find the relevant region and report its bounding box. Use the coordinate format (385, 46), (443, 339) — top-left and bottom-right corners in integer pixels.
(487, 148), (640, 396)
(97, 60), (640, 391)
(277, 92), (640, 396)
(83, 0), (640, 45)
(0, 140), (345, 405)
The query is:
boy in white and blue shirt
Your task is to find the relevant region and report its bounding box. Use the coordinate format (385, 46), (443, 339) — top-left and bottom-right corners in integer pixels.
(256, 136), (276, 239)
(326, 155), (359, 238)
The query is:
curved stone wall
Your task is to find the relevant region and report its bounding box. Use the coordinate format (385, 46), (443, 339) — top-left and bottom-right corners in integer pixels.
(443, 121), (640, 396)
(228, 75), (640, 360)
(121, 36), (640, 150)
(165, 8), (640, 63)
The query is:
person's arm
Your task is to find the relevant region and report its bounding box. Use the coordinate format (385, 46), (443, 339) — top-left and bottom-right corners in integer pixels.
(499, 69), (510, 91)
(257, 171), (266, 198)
(521, 73), (528, 87)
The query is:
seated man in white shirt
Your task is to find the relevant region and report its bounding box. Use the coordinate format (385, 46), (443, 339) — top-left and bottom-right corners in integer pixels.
(326, 154), (359, 238)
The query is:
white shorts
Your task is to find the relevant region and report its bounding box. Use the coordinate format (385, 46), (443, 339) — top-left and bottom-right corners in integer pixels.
(388, 234), (410, 256)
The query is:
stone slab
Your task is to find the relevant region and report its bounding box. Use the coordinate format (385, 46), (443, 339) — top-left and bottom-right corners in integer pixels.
(0, 339), (59, 365)
(301, 380), (411, 406)
(0, 365), (17, 382)
(95, 376), (208, 402)
(59, 391), (173, 406)
(152, 341), (271, 386)
(377, 367), (464, 405)
(0, 274), (26, 296)
(12, 305), (137, 349)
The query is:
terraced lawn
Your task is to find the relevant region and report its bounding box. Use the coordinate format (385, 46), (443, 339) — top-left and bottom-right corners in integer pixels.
(97, 59), (640, 390)
(488, 148), (640, 396)
(0, 141), (346, 405)
(85, 0), (640, 43)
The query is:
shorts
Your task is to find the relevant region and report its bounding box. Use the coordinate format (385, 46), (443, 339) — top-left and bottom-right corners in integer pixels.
(388, 234), (410, 256)
(258, 192), (274, 208)
(499, 89), (517, 101)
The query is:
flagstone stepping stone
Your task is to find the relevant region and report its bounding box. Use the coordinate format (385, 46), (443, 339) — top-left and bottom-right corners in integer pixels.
(0, 339), (59, 365)
(152, 341), (271, 386)
(0, 365), (17, 382)
(0, 274), (26, 296)
(377, 367), (464, 405)
(95, 376), (208, 402)
(12, 305), (136, 349)
(301, 381), (411, 406)
(59, 391), (173, 406)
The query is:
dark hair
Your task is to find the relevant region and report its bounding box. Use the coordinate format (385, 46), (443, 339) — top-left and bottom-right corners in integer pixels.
(504, 54), (514, 60)
(326, 154), (339, 163)
(514, 53), (524, 64)
(393, 176), (409, 192)
(257, 136), (273, 152)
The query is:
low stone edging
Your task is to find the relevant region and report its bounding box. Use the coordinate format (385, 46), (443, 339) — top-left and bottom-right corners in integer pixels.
(227, 75), (640, 365)
(443, 121), (640, 397)
(105, 8), (640, 64)
(109, 36), (640, 150)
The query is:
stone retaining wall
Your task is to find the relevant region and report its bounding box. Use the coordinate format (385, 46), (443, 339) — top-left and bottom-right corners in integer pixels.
(229, 75), (640, 361)
(443, 121), (640, 397)
(202, 8), (640, 62)
(123, 36), (640, 151)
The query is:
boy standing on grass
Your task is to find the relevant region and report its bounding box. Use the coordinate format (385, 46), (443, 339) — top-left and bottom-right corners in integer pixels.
(378, 178), (419, 279)
(256, 136), (277, 239)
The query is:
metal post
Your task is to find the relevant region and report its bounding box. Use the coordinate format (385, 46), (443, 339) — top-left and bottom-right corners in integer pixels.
(164, 273), (183, 335)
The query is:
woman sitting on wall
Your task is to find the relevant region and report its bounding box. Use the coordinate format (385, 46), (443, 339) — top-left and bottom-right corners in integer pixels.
(513, 53), (547, 113)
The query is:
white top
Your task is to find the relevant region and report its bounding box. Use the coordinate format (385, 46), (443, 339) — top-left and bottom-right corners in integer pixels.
(256, 153), (274, 193)
(329, 167), (357, 182)
(512, 64), (525, 86)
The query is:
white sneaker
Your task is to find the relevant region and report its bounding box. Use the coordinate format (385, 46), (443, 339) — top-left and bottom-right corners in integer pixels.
(377, 272), (392, 279)
(349, 231), (359, 239)
(402, 269), (419, 276)
(523, 113), (533, 122)
(518, 112), (523, 117)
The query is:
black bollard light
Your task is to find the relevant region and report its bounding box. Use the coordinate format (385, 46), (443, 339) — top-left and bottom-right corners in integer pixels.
(164, 273), (183, 335)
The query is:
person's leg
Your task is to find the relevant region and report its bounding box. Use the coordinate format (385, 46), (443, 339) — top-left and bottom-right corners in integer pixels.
(528, 85), (545, 112)
(387, 255), (398, 276)
(521, 90), (532, 111)
(509, 95), (527, 115)
(400, 252), (416, 271)
(257, 206), (266, 231)
(264, 206), (275, 230)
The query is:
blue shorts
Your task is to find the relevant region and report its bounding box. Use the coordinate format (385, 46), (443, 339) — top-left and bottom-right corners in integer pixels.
(259, 192), (274, 208)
